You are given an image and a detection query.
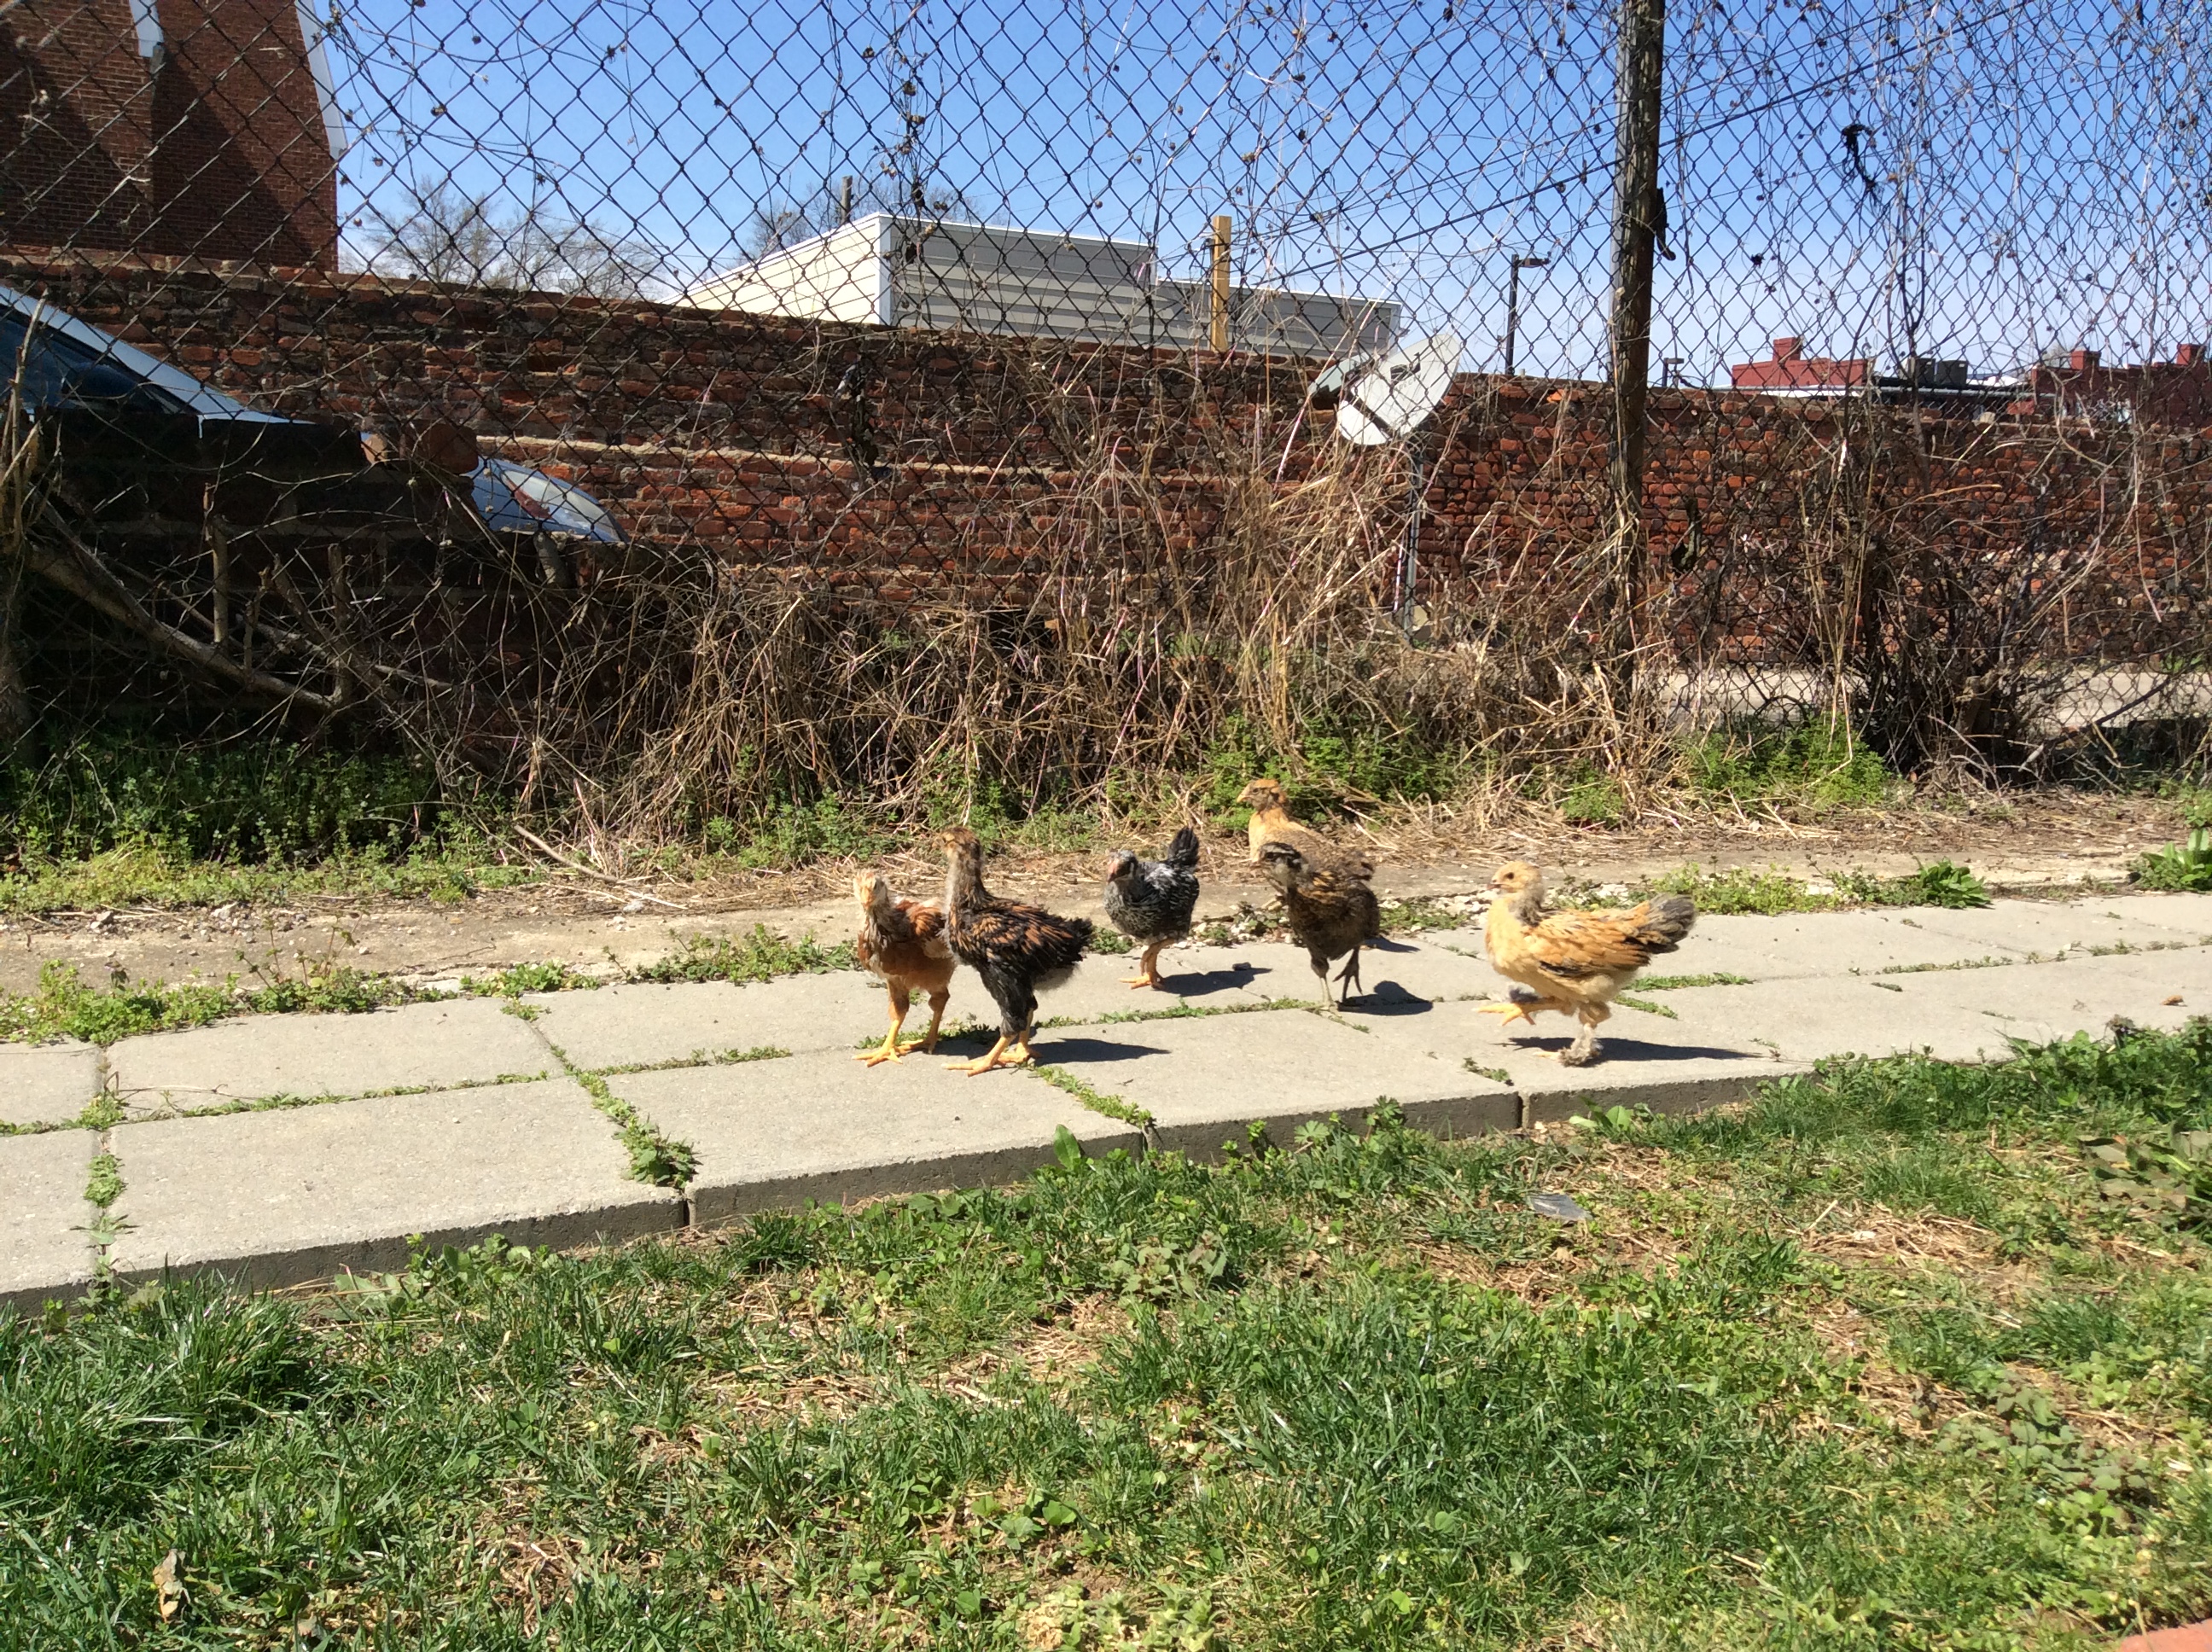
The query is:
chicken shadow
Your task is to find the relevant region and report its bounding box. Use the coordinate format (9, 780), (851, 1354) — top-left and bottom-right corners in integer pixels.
(1340, 980), (1434, 1016)
(1506, 1034), (1757, 1062)
(1155, 961), (1260, 998)
(1030, 1033), (1173, 1066)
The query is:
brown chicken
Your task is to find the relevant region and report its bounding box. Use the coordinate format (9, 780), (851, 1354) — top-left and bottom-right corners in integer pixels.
(1258, 840), (1382, 1007)
(1479, 860), (1696, 1067)
(852, 871), (956, 1067)
(940, 827), (1092, 1075)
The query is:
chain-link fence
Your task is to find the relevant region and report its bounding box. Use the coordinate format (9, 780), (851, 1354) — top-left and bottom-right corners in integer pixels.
(3, 0), (2209, 825)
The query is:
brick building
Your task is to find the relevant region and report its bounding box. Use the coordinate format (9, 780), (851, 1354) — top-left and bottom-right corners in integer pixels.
(1728, 335), (1870, 396)
(1, 0), (341, 268)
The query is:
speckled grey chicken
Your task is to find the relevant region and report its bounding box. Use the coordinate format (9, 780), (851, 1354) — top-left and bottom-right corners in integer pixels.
(1103, 826), (1201, 990)
(1258, 839), (1381, 1007)
(940, 826), (1093, 1075)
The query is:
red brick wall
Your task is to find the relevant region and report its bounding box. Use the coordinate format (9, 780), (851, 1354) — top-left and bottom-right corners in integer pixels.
(147, 0), (338, 268)
(0, 0), (154, 251)
(5, 250), (2207, 653)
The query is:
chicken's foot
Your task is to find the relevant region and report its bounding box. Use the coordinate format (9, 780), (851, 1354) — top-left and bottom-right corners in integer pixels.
(856, 1003), (923, 1066)
(946, 1032), (1032, 1076)
(1332, 946), (1364, 1008)
(1122, 941), (1166, 989)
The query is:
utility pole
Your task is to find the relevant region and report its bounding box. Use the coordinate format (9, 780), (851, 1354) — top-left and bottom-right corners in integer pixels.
(1209, 215), (1232, 353)
(1607, 0), (1665, 654)
(1502, 253), (1547, 377)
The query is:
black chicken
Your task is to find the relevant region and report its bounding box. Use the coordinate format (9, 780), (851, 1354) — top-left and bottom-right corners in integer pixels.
(1102, 826), (1202, 990)
(939, 826), (1093, 1075)
(1258, 839), (1381, 1007)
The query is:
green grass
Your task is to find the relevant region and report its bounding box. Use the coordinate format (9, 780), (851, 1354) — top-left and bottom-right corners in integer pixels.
(1685, 718), (1896, 812)
(1642, 859), (1993, 916)
(5, 1026), (2209, 1647)
(630, 926), (858, 986)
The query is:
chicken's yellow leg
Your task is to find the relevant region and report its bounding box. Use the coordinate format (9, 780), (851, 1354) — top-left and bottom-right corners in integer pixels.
(917, 989), (949, 1053)
(1477, 998), (1542, 1027)
(857, 997), (914, 1066)
(1123, 941), (1165, 989)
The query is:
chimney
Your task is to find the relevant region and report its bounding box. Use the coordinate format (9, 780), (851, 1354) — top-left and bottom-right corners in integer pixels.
(1772, 336), (1803, 362)
(2179, 344), (2207, 367)
(2069, 347), (2100, 371)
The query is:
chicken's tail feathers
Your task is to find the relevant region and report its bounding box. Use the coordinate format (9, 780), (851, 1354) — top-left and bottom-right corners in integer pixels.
(1164, 825), (1201, 869)
(1631, 893), (1697, 951)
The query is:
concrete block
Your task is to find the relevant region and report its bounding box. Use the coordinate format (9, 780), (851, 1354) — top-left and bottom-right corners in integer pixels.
(108, 1079), (677, 1288)
(1652, 908), (2041, 984)
(1033, 950), (1266, 1025)
(610, 1051), (1140, 1224)
(108, 998), (556, 1111)
(1429, 999), (1801, 1124)
(1639, 972), (2075, 1066)
(0, 1130), (97, 1310)
(523, 974), (882, 1070)
(1042, 1008), (1517, 1155)
(1901, 949), (2212, 1043)
(0, 1040), (101, 1128)
(1906, 900), (2212, 960)
(2101, 892), (2212, 940)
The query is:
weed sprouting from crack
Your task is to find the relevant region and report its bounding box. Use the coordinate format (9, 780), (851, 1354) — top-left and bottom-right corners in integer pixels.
(1033, 1063), (1155, 1137)
(549, 1043), (696, 1189)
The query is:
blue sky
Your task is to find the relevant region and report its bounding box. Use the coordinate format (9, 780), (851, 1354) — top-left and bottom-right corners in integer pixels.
(321, 0), (2212, 384)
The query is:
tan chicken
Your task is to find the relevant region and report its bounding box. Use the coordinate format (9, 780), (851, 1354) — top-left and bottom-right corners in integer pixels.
(852, 871), (956, 1067)
(1478, 861), (1695, 1067)
(1235, 777), (1372, 875)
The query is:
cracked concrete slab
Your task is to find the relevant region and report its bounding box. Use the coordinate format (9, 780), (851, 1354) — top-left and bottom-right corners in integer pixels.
(0, 1040), (102, 1128)
(0, 1130), (98, 1310)
(106, 998), (556, 1111)
(107, 1078), (676, 1288)
(609, 1050), (1139, 1224)
(522, 974), (883, 1070)
(1040, 1007), (1516, 1154)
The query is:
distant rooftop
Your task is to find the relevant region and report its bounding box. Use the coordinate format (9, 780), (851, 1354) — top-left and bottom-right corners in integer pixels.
(683, 214), (1397, 359)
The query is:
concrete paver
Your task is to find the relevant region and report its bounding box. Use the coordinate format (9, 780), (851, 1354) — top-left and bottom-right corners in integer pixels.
(1041, 1008), (1516, 1153)
(1650, 909), (2045, 984)
(1433, 998), (1802, 1123)
(2107, 893), (2212, 939)
(107, 998), (556, 1110)
(522, 974), (882, 1070)
(1906, 901), (2212, 960)
(108, 1078), (676, 1288)
(610, 1050), (1140, 1224)
(1217, 937), (1503, 1010)
(1035, 951), (1265, 1024)
(0, 1040), (101, 1128)
(0, 1130), (97, 1310)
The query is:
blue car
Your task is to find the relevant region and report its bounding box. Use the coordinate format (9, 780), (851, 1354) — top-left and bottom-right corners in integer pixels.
(0, 281), (623, 548)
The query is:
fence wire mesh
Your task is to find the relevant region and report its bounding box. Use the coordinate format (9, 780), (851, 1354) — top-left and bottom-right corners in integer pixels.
(3, 0), (2209, 828)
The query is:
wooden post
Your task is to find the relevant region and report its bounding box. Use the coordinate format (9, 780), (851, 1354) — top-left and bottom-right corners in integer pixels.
(1209, 214), (1232, 353)
(1607, 0), (1665, 646)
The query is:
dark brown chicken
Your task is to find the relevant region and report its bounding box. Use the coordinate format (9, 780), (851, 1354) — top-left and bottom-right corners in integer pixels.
(852, 870), (957, 1067)
(939, 827), (1092, 1075)
(1258, 839), (1381, 1007)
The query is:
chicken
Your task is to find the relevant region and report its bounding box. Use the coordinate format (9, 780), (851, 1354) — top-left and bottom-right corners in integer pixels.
(852, 871), (957, 1067)
(1478, 860), (1696, 1067)
(1236, 777), (1373, 875)
(1258, 839), (1381, 1007)
(1103, 826), (1202, 990)
(939, 826), (1093, 1075)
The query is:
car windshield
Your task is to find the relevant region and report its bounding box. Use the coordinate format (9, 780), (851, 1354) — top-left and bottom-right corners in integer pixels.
(0, 285), (271, 419)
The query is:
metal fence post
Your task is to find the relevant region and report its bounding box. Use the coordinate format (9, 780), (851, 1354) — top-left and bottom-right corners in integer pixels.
(1607, 0), (1665, 648)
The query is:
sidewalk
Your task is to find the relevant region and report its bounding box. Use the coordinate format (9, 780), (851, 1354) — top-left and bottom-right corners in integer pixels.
(5, 891), (2209, 1308)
